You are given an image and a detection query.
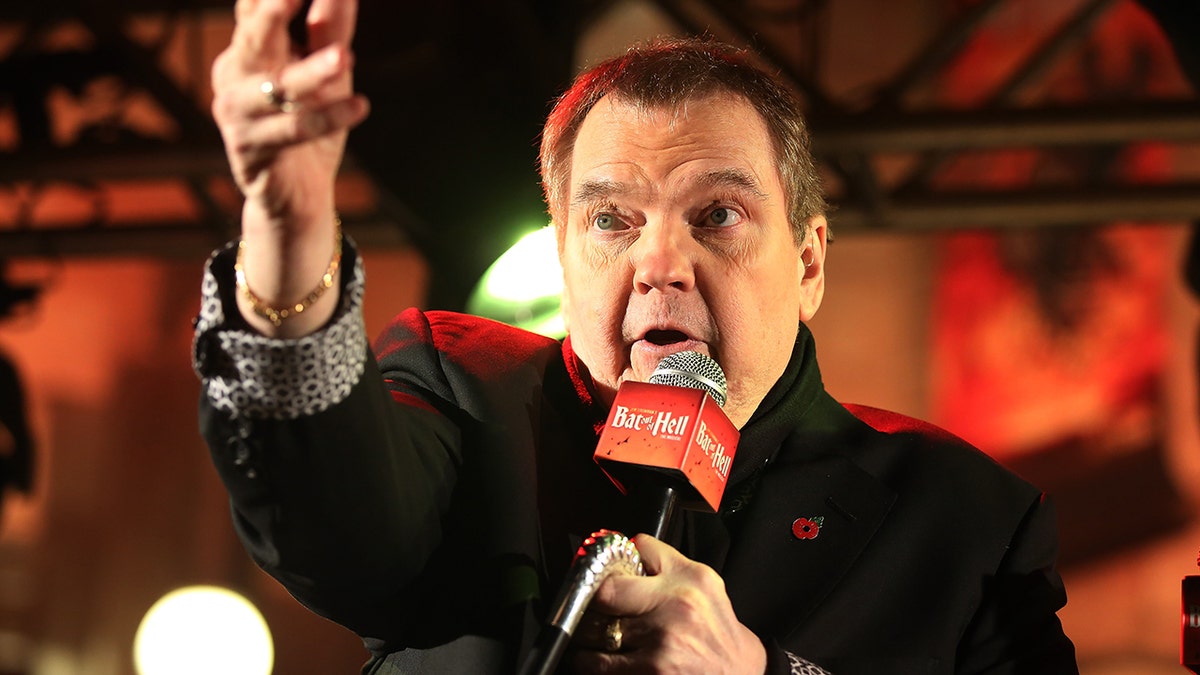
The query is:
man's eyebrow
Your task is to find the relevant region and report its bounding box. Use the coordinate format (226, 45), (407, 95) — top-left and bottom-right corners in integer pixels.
(697, 168), (768, 199)
(571, 178), (629, 207)
(570, 169), (767, 207)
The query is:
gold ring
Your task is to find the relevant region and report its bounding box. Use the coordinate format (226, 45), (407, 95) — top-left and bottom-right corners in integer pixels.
(603, 618), (623, 653)
(260, 78), (296, 113)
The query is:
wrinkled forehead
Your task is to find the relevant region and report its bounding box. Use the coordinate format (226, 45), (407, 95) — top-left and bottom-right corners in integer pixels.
(602, 92), (689, 123)
(591, 90), (749, 132)
(550, 89), (781, 240)
(570, 93), (779, 187)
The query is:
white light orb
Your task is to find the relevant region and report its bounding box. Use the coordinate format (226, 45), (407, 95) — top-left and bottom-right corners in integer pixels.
(134, 586), (273, 675)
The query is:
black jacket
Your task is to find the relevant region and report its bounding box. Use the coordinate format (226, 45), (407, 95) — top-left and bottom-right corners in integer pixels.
(195, 243), (1077, 674)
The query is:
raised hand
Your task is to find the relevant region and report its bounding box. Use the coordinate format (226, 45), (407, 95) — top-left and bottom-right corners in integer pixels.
(210, 0), (369, 336)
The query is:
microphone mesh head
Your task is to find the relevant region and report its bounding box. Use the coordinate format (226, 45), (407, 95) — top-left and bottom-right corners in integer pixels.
(649, 351), (728, 407)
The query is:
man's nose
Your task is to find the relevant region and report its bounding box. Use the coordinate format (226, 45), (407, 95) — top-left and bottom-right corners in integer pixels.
(630, 222), (696, 294)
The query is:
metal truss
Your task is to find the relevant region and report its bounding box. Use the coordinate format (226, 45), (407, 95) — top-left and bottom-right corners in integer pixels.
(662, 0), (1200, 234)
(0, 0), (1197, 264)
(653, 0), (1200, 233)
(0, 2), (234, 257)
(0, 1), (416, 259)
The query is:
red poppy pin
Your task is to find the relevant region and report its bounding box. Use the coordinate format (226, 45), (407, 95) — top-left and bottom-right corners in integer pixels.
(791, 516), (824, 540)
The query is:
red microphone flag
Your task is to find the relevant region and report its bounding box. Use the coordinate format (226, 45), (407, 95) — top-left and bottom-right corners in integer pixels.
(593, 380), (739, 512)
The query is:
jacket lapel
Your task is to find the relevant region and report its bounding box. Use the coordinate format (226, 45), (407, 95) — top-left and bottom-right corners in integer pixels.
(722, 433), (896, 640)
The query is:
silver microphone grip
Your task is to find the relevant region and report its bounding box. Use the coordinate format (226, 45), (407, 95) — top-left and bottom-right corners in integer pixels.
(548, 529), (644, 635)
(517, 529), (643, 675)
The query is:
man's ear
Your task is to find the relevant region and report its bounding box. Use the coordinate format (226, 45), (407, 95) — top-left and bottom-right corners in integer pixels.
(799, 215), (828, 323)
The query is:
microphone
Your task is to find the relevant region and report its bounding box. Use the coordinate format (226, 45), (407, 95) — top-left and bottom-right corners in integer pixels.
(593, 351), (740, 539)
(517, 352), (737, 675)
(517, 530), (643, 675)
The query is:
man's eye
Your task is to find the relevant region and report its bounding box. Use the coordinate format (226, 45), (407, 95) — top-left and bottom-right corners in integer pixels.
(704, 207), (742, 227)
(592, 212), (623, 231)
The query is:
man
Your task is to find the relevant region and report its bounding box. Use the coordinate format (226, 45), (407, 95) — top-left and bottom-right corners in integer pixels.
(196, 0), (1079, 672)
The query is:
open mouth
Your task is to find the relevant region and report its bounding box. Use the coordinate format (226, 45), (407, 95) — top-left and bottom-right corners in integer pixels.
(644, 329), (689, 346)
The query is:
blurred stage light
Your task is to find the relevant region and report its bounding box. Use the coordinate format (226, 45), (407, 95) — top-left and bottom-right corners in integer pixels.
(134, 586), (273, 675)
(466, 225), (565, 338)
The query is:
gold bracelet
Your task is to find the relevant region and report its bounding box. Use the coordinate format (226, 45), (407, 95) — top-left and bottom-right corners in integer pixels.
(234, 217), (342, 327)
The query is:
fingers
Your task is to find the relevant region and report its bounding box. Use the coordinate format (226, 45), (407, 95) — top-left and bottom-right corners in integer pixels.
(225, 95), (369, 161)
(255, 45), (356, 116)
(216, 0), (358, 118)
(232, 0), (305, 70)
(214, 47), (367, 150)
(306, 0), (358, 51)
(587, 535), (684, 619)
(629, 533), (671, 575)
(585, 535), (732, 639)
(571, 537), (764, 674)
(212, 0), (366, 203)
(573, 611), (639, 653)
(568, 537), (674, 659)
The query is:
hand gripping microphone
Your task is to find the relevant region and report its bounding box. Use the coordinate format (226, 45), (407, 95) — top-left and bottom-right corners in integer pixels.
(593, 350), (740, 539)
(517, 352), (738, 675)
(518, 530), (643, 675)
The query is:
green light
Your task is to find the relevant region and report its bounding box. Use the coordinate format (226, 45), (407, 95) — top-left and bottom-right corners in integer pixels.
(467, 226), (565, 338)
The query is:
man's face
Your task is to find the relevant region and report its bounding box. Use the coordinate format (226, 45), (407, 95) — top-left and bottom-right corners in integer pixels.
(559, 94), (826, 428)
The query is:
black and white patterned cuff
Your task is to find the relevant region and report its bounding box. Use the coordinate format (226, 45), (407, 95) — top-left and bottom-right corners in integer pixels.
(786, 652), (832, 675)
(192, 239), (368, 420)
